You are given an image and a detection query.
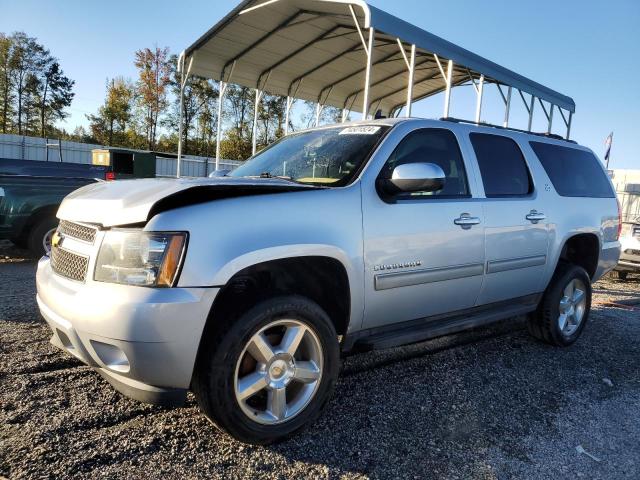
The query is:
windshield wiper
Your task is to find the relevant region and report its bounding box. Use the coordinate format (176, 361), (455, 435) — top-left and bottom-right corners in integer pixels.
(258, 172), (294, 181)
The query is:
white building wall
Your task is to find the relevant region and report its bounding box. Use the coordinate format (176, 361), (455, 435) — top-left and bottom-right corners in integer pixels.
(611, 169), (640, 222)
(0, 133), (241, 177)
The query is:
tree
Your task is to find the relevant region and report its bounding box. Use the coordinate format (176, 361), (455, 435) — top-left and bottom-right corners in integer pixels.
(134, 46), (171, 150)
(223, 84), (254, 158)
(87, 77), (134, 146)
(220, 126), (253, 161)
(165, 54), (218, 156)
(35, 60), (74, 137)
(0, 33), (13, 133)
(301, 101), (344, 129)
(9, 32), (48, 135)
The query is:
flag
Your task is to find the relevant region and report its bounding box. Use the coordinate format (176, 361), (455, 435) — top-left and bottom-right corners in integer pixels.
(605, 132), (613, 162)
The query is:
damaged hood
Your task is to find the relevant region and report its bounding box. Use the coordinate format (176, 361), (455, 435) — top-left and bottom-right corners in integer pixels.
(57, 177), (320, 227)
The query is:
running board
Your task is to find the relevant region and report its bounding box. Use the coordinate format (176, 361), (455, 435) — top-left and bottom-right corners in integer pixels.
(345, 298), (539, 353)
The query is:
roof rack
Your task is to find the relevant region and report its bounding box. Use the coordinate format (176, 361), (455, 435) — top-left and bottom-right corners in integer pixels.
(440, 117), (577, 143)
(175, 0), (576, 176)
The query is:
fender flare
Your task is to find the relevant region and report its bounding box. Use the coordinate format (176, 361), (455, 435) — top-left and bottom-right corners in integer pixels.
(209, 244), (357, 288)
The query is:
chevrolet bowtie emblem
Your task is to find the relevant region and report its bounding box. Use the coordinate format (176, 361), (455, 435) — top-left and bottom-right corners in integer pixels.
(51, 231), (62, 248)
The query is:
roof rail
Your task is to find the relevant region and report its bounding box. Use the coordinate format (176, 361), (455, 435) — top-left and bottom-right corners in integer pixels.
(440, 117), (577, 144)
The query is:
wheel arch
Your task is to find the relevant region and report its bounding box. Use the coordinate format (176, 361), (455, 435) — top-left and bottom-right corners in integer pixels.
(16, 204), (59, 240)
(557, 232), (601, 279)
(193, 250), (355, 379)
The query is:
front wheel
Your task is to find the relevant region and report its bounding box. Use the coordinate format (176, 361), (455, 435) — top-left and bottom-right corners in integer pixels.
(192, 296), (339, 444)
(27, 216), (58, 257)
(528, 263), (592, 346)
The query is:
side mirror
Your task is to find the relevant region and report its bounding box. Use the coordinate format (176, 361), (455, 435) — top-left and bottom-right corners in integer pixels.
(380, 162), (446, 194)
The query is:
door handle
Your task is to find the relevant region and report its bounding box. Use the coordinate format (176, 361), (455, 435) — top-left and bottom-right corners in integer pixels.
(454, 213), (481, 230)
(526, 210), (546, 224)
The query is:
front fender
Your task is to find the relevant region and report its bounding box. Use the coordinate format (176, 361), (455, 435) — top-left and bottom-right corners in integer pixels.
(145, 187), (366, 331)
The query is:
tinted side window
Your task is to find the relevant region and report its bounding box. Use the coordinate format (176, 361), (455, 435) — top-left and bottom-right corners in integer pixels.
(381, 128), (469, 198)
(529, 142), (615, 198)
(470, 133), (532, 197)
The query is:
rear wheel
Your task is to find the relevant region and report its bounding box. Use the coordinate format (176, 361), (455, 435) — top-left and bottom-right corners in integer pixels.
(192, 295), (339, 444)
(27, 216), (58, 257)
(528, 263), (592, 346)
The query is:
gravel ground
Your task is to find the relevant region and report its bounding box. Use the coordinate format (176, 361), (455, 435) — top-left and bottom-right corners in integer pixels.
(1, 240), (639, 479)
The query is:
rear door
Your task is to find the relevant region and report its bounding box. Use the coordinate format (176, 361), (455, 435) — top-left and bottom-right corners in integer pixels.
(361, 127), (485, 329)
(467, 132), (550, 305)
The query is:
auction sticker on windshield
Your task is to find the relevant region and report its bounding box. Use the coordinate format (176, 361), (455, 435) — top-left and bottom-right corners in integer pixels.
(339, 126), (382, 135)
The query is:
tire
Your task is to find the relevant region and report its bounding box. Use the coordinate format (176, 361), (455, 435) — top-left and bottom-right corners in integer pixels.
(528, 262), (592, 346)
(10, 236), (28, 249)
(610, 270), (628, 280)
(27, 216), (58, 257)
(192, 295), (340, 444)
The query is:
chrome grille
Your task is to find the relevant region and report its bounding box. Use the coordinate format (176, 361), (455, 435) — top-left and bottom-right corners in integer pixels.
(633, 226), (640, 238)
(57, 220), (97, 244)
(51, 246), (89, 282)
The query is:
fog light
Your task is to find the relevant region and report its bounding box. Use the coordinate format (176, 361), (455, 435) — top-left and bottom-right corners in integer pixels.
(90, 341), (130, 373)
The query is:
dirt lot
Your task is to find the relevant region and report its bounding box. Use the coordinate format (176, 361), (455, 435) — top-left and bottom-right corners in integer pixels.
(1, 241), (639, 479)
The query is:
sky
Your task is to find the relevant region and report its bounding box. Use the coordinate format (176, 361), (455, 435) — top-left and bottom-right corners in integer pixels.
(2, 0), (639, 168)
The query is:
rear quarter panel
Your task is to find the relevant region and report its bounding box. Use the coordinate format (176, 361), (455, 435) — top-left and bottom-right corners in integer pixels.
(514, 139), (620, 286)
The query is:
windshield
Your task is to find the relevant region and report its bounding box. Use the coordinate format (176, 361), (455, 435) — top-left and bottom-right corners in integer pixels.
(230, 125), (390, 186)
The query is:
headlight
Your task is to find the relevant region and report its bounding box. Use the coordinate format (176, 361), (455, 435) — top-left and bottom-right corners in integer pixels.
(94, 230), (187, 287)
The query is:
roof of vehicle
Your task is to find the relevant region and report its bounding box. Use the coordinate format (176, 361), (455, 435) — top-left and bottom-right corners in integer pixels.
(297, 117), (583, 147)
(182, 0), (575, 116)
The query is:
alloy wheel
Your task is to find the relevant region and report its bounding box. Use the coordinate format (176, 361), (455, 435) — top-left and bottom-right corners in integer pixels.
(234, 319), (323, 425)
(558, 278), (587, 336)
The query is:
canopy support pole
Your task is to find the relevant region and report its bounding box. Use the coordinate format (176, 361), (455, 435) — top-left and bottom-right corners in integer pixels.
(434, 55), (453, 118)
(284, 79), (302, 135)
(315, 103), (324, 127)
(527, 95), (535, 131)
(176, 52), (194, 178)
(474, 74), (484, 124)
(497, 84), (512, 127)
(342, 94), (358, 123)
(548, 104), (554, 133)
(396, 39), (416, 117)
(362, 27), (374, 120)
(285, 96), (294, 135)
(314, 86), (333, 127)
(252, 88), (264, 155)
(215, 61), (235, 171)
(558, 108), (572, 140)
(252, 71), (272, 155)
(349, 5), (374, 120)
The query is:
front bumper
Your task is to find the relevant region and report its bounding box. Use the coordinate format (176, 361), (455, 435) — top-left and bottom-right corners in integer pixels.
(36, 256), (219, 406)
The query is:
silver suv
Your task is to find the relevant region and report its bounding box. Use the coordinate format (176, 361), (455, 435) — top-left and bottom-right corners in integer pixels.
(36, 118), (621, 443)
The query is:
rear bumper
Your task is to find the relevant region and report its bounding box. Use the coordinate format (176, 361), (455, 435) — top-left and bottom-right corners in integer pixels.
(36, 256), (219, 404)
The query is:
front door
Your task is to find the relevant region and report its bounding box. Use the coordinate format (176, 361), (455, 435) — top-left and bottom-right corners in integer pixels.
(362, 127), (485, 329)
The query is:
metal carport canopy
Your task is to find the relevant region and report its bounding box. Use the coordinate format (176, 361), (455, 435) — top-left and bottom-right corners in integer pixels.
(182, 0), (575, 113)
(176, 0), (576, 174)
